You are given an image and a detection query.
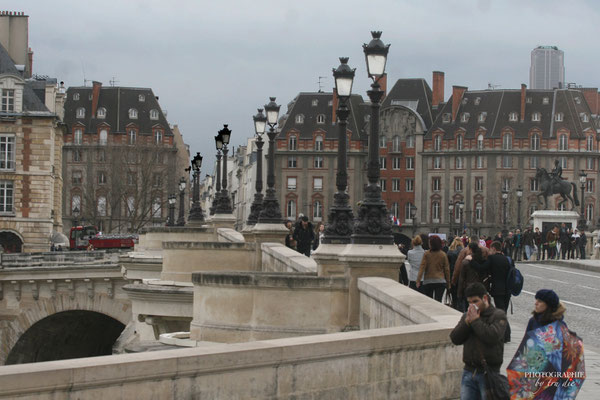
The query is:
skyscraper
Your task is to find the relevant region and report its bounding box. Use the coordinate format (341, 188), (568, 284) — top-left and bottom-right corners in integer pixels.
(530, 46), (565, 89)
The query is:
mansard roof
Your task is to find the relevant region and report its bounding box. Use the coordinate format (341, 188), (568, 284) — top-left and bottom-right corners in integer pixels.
(428, 88), (596, 139)
(64, 86), (173, 136)
(381, 78), (434, 129)
(278, 91), (367, 141)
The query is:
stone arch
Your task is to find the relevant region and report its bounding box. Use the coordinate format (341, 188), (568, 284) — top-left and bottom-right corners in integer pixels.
(0, 230), (24, 253)
(0, 291), (131, 365)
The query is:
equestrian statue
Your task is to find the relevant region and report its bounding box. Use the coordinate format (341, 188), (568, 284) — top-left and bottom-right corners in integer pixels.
(535, 160), (579, 210)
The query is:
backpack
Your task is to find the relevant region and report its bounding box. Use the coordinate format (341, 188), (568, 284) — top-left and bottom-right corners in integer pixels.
(505, 256), (524, 296)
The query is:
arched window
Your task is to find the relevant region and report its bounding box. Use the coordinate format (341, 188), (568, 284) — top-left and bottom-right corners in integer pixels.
(129, 108), (138, 119)
(97, 107), (106, 119)
(138, 94), (145, 102)
(475, 202), (483, 222)
(455, 157), (464, 169)
(502, 133), (512, 150)
(152, 198), (161, 218)
(559, 134), (568, 151)
(531, 133), (540, 150)
(76, 107), (85, 119)
(128, 129), (137, 145)
(288, 135), (297, 151)
(71, 195), (81, 215)
(154, 130), (163, 144)
(406, 135), (415, 148)
(97, 196), (107, 217)
(477, 134), (484, 150)
(587, 135), (594, 151)
(286, 199), (296, 218)
(456, 134), (463, 150)
(313, 200), (322, 220)
(99, 129), (108, 145)
(74, 128), (83, 145)
(586, 204), (594, 222)
(316, 114), (325, 124)
(315, 135), (323, 151)
(73, 93), (80, 101)
(379, 135), (387, 149)
(431, 201), (440, 221)
(433, 135), (442, 151)
(149, 109), (159, 120)
(392, 135), (401, 152)
(295, 114), (304, 124)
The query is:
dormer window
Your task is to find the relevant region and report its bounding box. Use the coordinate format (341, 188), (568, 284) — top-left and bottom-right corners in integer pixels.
(433, 135), (442, 151)
(461, 98), (468, 105)
(139, 94), (145, 102)
(474, 97), (481, 106)
(532, 112), (541, 122)
(442, 113), (451, 123)
(555, 112), (564, 122)
(460, 113), (470, 123)
(478, 112), (487, 123)
(542, 97), (549, 105)
(149, 109), (159, 120)
(328, 100), (333, 106)
(129, 108), (138, 119)
(575, 97), (581, 105)
(316, 114), (325, 124)
(76, 107), (85, 119)
(154, 130), (163, 144)
(456, 134), (464, 150)
(97, 107), (106, 119)
(73, 93), (80, 101)
(477, 134), (484, 150)
(526, 97), (532, 104)
(315, 135), (323, 151)
(295, 114), (304, 124)
(580, 113), (589, 122)
(128, 129), (137, 145)
(312, 99), (318, 106)
(288, 135), (297, 151)
(509, 112), (518, 122)
(1, 89), (15, 113)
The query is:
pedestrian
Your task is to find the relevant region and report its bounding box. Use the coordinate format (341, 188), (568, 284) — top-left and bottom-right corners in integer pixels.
(419, 233), (430, 251)
(447, 237), (464, 309)
(292, 216), (314, 257)
(522, 226), (534, 261)
(416, 235), (450, 302)
(525, 289), (566, 332)
(513, 228), (522, 261)
(503, 231), (514, 258)
(406, 235), (425, 291)
(533, 227), (542, 261)
(559, 225), (570, 260)
(570, 228), (579, 259)
(450, 282), (508, 400)
(312, 222), (325, 251)
(579, 229), (587, 260)
(452, 235), (489, 294)
(458, 243), (490, 311)
(546, 226), (559, 260)
(284, 220), (296, 250)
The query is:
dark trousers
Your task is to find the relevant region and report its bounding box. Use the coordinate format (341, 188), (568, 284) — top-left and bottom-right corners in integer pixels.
(494, 294), (512, 342)
(513, 246), (522, 261)
(421, 283), (446, 302)
(399, 264), (409, 285)
(561, 245), (569, 260)
(580, 246), (586, 259)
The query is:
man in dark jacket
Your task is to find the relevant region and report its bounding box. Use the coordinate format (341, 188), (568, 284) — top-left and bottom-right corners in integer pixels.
(450, 282), (508, 400)
(293, 216), (315, 257)
(522, 226), (534, 260)
(579, 229), (587, 259)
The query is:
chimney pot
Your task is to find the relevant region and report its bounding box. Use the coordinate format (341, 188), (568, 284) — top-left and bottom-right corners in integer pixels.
(520, 84), (527, 122)
(451, 85), (468, 122)
(432, 71), (445, 107)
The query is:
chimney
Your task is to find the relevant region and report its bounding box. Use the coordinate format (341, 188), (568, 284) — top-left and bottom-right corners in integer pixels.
(520, 84), (527, 122)
(379, 73), (387, 97)
(27, 47), (33, 78)
(432, 71), (445, 107)
(332, 88), (339, 125)
(91, 81), (102, 118)
(451, 86), (467, 122)
(582, 88), (599, 115)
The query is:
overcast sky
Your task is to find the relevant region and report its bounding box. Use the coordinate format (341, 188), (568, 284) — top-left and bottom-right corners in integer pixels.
(5, 0), (600, 175)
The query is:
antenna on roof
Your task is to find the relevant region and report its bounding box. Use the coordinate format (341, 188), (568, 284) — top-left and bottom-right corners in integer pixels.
(109, 77), (119, 87)
(80, 60), (89, 86)
(487, 82), (501, 90)
(317, 76), (327, 93)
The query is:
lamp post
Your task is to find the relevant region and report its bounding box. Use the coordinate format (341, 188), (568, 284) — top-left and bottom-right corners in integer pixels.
(458, 201), (465, 234)
(258, 97), (283, 224)
(502, 189), (509, 234)
(516, 186), (523, 230)
(166, 194), (176, 226)
(352, 31), (393, 245)
(323, 57), (356, 244)
(210, 137), (222, 216)
(448, 201), (454, 236)
(579, 170), (587, 230)
(177, 177), (186, 226)
(215, 124), (233, 214)
(188, 152), (204, 222)
(410, 205), (418, 237)
(73, 205), (80, 227)
(246, 109), (267, 226)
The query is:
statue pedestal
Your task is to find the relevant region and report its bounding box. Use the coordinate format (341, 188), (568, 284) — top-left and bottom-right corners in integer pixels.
(531, 210), (579, 232)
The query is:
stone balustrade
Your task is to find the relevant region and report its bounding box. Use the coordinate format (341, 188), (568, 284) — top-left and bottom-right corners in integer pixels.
(260, 242), (317, 274)
(1, 251), (114, 268)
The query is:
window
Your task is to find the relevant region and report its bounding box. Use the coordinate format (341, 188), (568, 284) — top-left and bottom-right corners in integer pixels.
(392, 135), (401, 152)
(502, 133), (512, 150)
(391, 202), (399, 218)
(74, 129), (83, 145)
(542, 97), (549, 105)
(455, 178), (463, 192)
(287, 156), (297, 168)
(73, 150), (82, 162)
(287, 177), (297, 190)
(575, 97), (581, 105)
(313, 200), (322, 220)
(0, 89), (14, 113)
(580, 113), (589, 123)
(442, 113), (451, 123)
(431, 201), (440, 220)
(288, 136), (297, 150)
(432, 178), (441, 191)
(380, 179), (386, 192)
(477, 134), (484, 150)
(405, 179), (414, 192)
(97, 107), (106, 119)
(587, 179), (594, 193)
(530, 156), (539, 169)
(379, 135), (387, 149)
(531, 133), (540, 150)
(150, 109), (159, 120)
(406, 157), (414, 170)
(587, 136), (594, 151)
(76, 107), (85, 119)
(475, 202), (482, 222)
(71, 195), (81, 215)
(153, 173), (162, 187)
(509, 112), (518, 122)
(154, 130), (163, 144)
(98, 149), (106, 162)
(287, 199), (296, 218)
(0, 135), (15, 170)
(455, 156), (464, 169)
(154, 152), (163, 164)
(295, 114), (304, 124)
(502, 178), (511, 191)
(129, 108), (138, 119)
(128, 129), (136, 145)
(314, 177), (323, 191)
(502, 155), (512, 168)
(312, 99), (318, 106)
(152, 198), (161, 218)
(127, 172), (136, 185)
(314, 156), (323, 168)
(405, 202), (416, 220)
(474, 97), (481, 105)
(98, 171), (107, 185)
(315, 136), (323, 151)
(529, 205), (538, 217)
(139, 94), (145, 102)
(555, 113), (563, 122)
(72, 171), (82, 185)
(586, 204), (594, 223)
(530, 178), (538, 192)
(434, 156), (442, 169)
(560, 157), (567, 168)
(379, 156), (387, 170)
(558, 134), (568, 150)
(406, 135), (415, 148)
(433, 135), (442, 151)
(587, 157), (595, 170)
(392, 178), (400, 192)
(0, 181), (14, 212)
(456, 135), (463, 150)
(97, 196), (107, 217)
(526, 97), (532, 104)
(476, 156), (484, 169)
(316, 114), (325, 124)
(460, 113), (469, 123)
(558, 203), (567, 211)
(73, 93), (80, 101)
(475, 177), (483, 192)
(392, 157), (401, 170)
(126, 196), (135, 216)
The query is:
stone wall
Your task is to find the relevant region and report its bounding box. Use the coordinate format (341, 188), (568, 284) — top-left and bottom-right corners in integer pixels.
(260, 242), (317, 273)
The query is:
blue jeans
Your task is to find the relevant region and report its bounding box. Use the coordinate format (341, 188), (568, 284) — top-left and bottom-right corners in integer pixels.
(524, 245), (533, 260)
(461, 369), (487, 400)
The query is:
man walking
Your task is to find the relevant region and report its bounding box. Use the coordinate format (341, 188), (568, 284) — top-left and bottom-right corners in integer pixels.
(293, 216), (314, 257)
(522, 227), (534, 261)
(450, 282), (508, 400)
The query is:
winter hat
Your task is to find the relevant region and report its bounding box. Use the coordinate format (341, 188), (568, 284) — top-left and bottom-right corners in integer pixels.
(535, 289), (559, 311)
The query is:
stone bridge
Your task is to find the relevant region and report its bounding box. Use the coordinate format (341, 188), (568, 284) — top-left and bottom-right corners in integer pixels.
(0, 251), (131, 365)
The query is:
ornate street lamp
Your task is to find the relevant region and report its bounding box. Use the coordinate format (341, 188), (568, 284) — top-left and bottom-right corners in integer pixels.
(323, 57), (356, 244)
(177, 177), (186, 226)
(352, 31), (393, 245)
(246, 109), (267, 225)
(166, 194), (176, 226)
(410, 205), (418, 237)
(448, 201), (454, 236)
(188, 152), (204, 222)
(516, 186), (523, 230)
(502, 189), (509, 233)
(73, 205), (80, 227)
(579, 170), (587, 230)
(210, 135), (223, 216)
(258, 97), (283, 224)
(215, 124), (233, 214)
